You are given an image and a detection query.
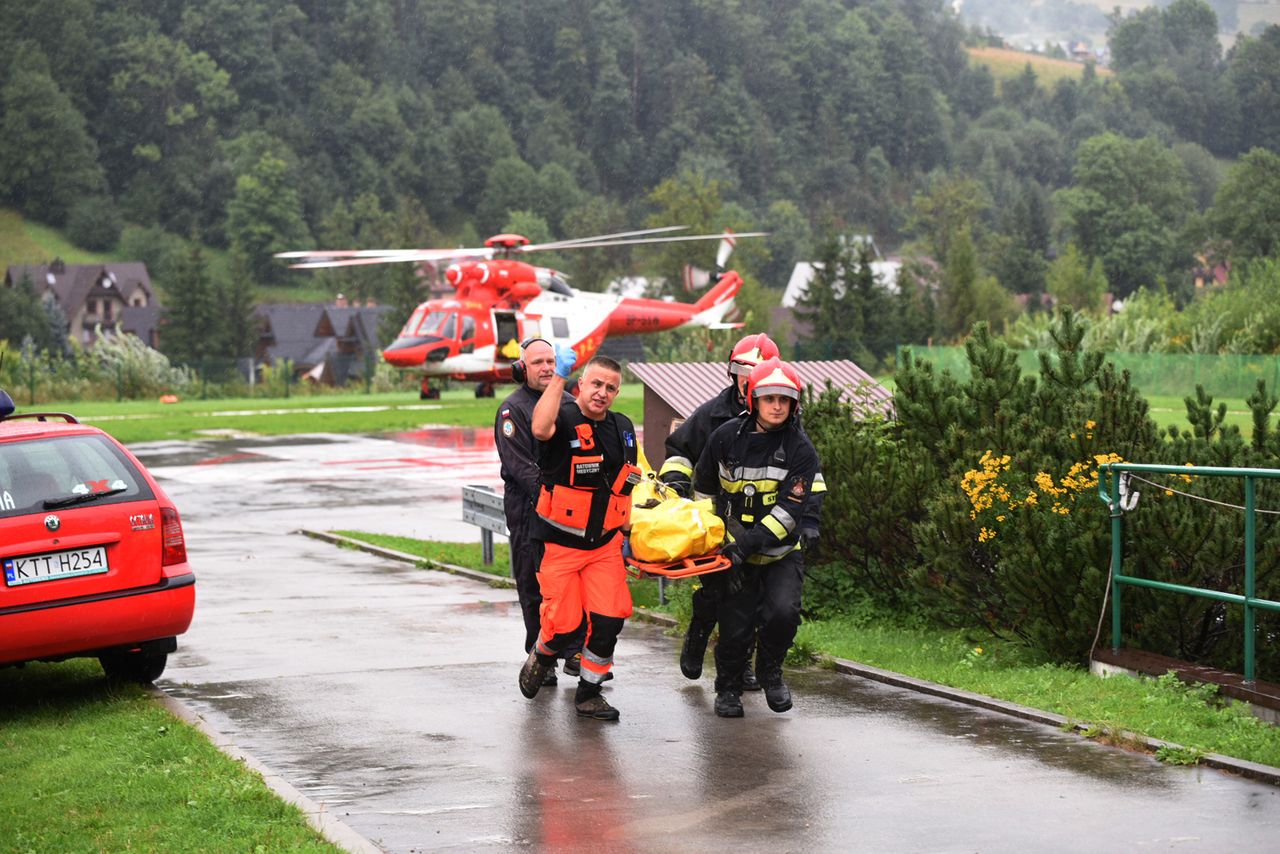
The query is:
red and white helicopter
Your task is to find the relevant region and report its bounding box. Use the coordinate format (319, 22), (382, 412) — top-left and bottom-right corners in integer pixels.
(277, 227), (760, 397)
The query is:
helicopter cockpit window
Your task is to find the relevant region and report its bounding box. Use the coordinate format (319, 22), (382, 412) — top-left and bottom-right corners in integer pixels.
(460, 316), (475, 353)
(551, 317), (569, 338)
(414, 311), (448, 336)
(440, 314), (457, 340)
(401, 307), (428, 337)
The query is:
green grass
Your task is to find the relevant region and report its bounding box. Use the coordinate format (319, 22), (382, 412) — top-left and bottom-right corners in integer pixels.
(333, 530), (666, 608)
(0, 209), (118, 271)
(332, 529), (513, 576)
(0, 660), (338, 852)
(794, 614), (1280, 768)
(23, 386), (645, 445)
(1146, 393), (1254, 436)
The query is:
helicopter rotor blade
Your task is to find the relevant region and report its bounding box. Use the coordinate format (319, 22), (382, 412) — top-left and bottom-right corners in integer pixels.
(528, 231), (767, 251)
(276, 247), (492, 264)
(519, 226), (689, 253)
(286, 249), (492, 270)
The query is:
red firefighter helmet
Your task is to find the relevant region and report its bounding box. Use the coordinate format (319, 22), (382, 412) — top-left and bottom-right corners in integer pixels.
(727, 333), (780, 379)
(745, 358), (803, 413)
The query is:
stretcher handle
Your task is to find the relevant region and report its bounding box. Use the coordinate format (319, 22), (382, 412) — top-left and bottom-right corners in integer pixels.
(624, 552), (733, 579)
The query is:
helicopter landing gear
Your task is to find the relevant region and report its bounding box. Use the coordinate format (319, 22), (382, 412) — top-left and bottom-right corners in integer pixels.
(419, 379), (441, 400)
(474, 382), (495, 398)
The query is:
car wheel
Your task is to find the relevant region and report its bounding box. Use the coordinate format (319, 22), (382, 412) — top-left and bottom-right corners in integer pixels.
(99, 650), (168, 684)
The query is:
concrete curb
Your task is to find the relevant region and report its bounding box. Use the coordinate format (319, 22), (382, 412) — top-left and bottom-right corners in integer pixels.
(299, 529), (516, 588)
(299, 528), (681, 630)
(302, 530), (1280, 787)
(151, 688), (383, 853)
(828, 657), (1280, 787)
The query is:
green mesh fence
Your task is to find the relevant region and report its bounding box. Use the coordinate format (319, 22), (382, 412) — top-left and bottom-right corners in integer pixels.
(900, 346), (1280, 400)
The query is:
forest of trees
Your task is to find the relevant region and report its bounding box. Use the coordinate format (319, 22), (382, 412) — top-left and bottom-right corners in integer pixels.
(2, 0), (1279, 366)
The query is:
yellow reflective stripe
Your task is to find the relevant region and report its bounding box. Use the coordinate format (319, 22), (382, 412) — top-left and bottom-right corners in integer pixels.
(717, 477), (781, 494)
(741, 513), (755, 523)
(811, 473), (827, 493)
(746, 543), (797, 564)
(659, 456), (694, 478)
(762, 515), (788, 539)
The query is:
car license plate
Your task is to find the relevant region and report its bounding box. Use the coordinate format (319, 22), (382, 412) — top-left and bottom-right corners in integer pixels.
(4, 546), (110, 586)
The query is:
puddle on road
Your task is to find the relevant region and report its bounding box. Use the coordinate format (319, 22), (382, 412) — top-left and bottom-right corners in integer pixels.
(384, 426), (496, 451)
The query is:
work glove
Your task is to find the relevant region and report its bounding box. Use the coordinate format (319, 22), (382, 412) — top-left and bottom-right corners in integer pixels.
(723, 547), (750, 596)
(800, 527), (820, 551)
(554, 343), (577, 379)
(621, 534), (633, 560)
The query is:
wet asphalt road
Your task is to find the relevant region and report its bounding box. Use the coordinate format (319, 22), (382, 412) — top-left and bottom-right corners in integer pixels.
(137, 429), (1280, 853)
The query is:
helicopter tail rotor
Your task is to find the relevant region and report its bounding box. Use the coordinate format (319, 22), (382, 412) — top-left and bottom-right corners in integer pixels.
(681, 229), (741, 292)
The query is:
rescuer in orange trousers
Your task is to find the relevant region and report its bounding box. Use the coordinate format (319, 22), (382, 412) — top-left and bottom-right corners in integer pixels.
(517, 347), (641, 721)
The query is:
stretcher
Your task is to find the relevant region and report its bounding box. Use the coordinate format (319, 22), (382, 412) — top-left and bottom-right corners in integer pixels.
(624, 551), (733, 580)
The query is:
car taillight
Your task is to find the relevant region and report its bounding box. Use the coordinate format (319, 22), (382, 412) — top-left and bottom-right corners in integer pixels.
(161, 506), (187, 566)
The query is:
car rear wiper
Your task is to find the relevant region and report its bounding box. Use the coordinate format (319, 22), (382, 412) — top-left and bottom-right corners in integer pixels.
(43, 487), (128, 509)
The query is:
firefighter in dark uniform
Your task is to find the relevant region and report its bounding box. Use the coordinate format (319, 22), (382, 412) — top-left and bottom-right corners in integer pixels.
(494, 337), (581, 683)
(693, 358), (822, 718)
(518, 348), (641, 721)
(659, 333), (780, 689)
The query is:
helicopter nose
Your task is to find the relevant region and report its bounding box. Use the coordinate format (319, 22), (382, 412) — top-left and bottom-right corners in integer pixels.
(383, 335), (448, 366)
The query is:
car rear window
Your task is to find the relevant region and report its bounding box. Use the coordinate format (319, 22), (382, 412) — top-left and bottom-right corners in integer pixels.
(0, 434), (154, 519)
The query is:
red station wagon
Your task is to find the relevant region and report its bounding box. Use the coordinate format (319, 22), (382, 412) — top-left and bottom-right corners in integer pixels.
(0, 389), (195, 682)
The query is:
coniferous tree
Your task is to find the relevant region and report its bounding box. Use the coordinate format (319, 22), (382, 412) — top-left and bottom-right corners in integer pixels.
(161, 243), (219, 366)
(219, 252), (258, 361)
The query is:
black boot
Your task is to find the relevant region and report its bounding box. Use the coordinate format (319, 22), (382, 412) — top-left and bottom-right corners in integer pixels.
(759, 661), (792, 713)
(714, 690), (744, 718)
(680, 618), (714, 679)
(575, 681), (620, 720)
(519, 650), (554, 699)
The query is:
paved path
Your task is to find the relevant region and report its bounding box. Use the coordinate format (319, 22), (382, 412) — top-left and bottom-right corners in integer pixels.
(139, 430), (1280, 853)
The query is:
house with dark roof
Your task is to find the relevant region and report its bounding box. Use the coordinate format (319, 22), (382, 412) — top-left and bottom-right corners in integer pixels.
(254, 301), (394, 386)
(4, 259), (160, 348)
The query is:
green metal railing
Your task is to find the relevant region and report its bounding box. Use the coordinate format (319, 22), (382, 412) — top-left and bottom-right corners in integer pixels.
(1098, 463), (1280, 683)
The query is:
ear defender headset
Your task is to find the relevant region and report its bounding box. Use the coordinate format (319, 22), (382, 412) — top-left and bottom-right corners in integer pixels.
(511, 337), (552, 384)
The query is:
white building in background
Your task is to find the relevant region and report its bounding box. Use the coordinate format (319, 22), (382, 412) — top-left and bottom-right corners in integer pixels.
(782, 259), (902, 308)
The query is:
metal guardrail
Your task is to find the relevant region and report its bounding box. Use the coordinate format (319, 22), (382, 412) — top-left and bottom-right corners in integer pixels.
(1098, 462), (1280, 683)
(461, 484), (509, 569)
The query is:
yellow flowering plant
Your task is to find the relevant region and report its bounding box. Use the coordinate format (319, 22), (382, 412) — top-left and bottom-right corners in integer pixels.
(961, 445), (1124, 542)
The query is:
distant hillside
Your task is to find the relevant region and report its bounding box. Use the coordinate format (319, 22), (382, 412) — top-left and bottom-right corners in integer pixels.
(0, 208), (116, 273)
(967, 46), (1114, 88)
(0, 207), (341, 306)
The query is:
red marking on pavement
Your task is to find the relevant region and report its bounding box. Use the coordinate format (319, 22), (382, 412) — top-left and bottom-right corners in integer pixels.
(324, 453), (498, 471)
(197, 453), (263, 466)
(324, 457), (455, 470)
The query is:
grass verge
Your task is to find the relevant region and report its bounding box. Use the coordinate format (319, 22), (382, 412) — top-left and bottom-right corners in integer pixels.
(0, 660), (338, 852)
(332, 530), (667, 609)
(24, 386), (644, 445)
(793, 612), (1280, 769)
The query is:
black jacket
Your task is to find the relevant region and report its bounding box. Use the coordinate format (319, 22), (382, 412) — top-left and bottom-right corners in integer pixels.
(495, 384), (572, 521)
(693, 414), (823, 564)
(659, 384), (744, 497)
